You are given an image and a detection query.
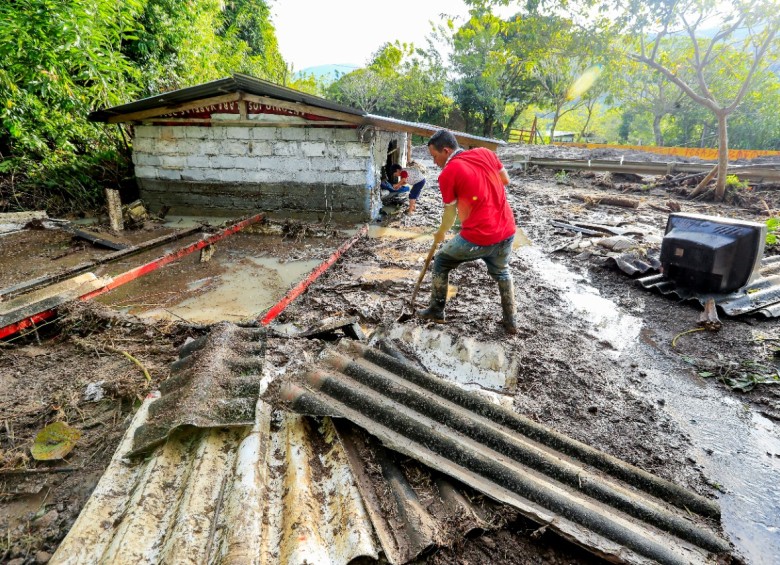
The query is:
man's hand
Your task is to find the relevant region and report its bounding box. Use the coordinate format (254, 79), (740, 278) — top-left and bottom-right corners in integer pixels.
(433, 229), (446, 244)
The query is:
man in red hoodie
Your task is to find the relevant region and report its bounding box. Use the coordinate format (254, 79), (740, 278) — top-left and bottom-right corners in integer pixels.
(417, 129), (518, 334)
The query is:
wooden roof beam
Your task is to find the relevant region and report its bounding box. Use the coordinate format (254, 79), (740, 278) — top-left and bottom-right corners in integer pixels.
(106, 92), (244, 124)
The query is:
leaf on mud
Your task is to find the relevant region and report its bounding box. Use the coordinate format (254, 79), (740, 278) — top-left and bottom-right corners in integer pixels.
(31, 422), (81, 461)
(698, 371), (714, 378)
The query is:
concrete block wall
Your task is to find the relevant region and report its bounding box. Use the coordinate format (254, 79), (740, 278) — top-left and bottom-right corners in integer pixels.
(131, 124), (389, 222)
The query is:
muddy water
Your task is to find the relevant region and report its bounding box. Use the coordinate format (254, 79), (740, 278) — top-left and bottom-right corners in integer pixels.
(634, 348), (780, 563)
(521, 247), (642, 358)
(137, 257), (320, 324)
(519, 247), (780, 562)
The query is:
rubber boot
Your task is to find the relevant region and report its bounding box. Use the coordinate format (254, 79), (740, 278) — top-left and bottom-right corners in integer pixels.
(498, 278), (518, 335)
(416, 273), (448, 323)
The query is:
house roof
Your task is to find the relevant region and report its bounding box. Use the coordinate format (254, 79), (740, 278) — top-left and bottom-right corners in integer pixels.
(88, 73), (504, 150)
(88, 73), (364, 122)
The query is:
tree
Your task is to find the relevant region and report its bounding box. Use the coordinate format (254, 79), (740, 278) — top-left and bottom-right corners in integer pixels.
(449, 11), (541, 137)
(476, 0), (780, 199)
(0, 0), (289, 213)
(327, 42), (451, 123)
(626, 0), (779, 199)
(614, 40), (689, 147)
(327, 68), (393, 112)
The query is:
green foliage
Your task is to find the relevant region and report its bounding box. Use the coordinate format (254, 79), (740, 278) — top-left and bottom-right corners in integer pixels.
(554, 169), (571, 184)
(766, 217), (780, 246)
(725, 174), (749, 191)
(698, 359), (780, 392)
(327, 42), (452, 124)
(1, 0), (287, 214)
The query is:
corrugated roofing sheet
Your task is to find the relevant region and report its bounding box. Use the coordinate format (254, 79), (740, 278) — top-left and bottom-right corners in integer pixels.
(52, 396), (381, 564)
(638, 255), (780, 317)
(129, 323), (266, 456)
(88, 73), (364, 122)
(88, 74), (504, 148)
(284, 340), (729, 565)
(53, 327), (511, 565)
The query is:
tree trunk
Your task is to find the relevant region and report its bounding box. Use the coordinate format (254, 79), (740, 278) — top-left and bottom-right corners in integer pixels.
(503, 106), (525, 139)
(714, 112), (729, 201)
(653, 114), (663, 147)
(549, 112), (560, 145)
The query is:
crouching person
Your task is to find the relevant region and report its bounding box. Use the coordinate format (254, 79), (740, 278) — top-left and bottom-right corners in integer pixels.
(417, 130), (518, 334)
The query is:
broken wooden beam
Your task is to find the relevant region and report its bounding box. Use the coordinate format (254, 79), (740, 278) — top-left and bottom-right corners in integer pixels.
(0, 226), (202, 300)
(698, 298), (722, 331)
(68, 228), (128, 251)
(0, 214), (264, 340)
(572, 194), (641, 209)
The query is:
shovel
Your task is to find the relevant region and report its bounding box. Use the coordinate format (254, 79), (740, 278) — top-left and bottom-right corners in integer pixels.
(397, 238), (438, 322)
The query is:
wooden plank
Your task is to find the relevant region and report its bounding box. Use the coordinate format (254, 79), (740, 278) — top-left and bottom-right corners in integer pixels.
(107, 93), (243, 124)
(241, 94), (366, 125)
(0, 226), (202, 300)
(140, 119), (354, 128)
(69, 228), (128, 250)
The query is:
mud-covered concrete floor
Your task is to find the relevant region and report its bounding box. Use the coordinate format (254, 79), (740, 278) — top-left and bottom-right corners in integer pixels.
(2, 144), (780, 563)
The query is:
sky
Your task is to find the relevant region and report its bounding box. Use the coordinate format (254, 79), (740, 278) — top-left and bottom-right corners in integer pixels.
(270, 0), (477, 71)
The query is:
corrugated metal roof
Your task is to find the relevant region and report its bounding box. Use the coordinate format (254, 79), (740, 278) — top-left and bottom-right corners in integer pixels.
(88, 73), (364, 122)
(52, 396), (382, 564)
(638, 255), (780, 317)
(284, 340), (730, 565)
(88, 74), (504, 149)
(53, 327), (511, 565)
(364, 114), (506, 148)
(129, 323), (266, 456)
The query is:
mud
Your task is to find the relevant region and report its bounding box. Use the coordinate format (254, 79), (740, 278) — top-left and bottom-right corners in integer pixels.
(2, 145), (779, 563)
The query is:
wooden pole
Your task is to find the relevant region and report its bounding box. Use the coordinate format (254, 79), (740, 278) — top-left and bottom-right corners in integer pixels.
(105, 188), (124, 231)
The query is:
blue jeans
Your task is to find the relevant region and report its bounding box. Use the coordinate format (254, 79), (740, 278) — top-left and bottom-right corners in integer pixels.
(380, 180), (410, 194)
(408, 180), (426, 200)
(433, 234), (514, 282)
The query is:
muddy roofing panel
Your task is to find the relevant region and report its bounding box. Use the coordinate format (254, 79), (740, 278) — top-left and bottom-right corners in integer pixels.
(284, 340), (729, 565)
(88, 73), (364, 122)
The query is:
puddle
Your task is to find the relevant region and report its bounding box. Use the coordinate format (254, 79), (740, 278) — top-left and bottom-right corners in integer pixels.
(519, 247), (642, 358)
(641, 359), (780, 562)
(139, 257), (320, 324)
(378, 324), (516, 394)
(517, 246), (779, 561)
(367, 225), (431, 240)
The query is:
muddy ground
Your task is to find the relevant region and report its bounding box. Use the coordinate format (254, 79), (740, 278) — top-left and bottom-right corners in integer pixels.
(2, 144), (779, 563)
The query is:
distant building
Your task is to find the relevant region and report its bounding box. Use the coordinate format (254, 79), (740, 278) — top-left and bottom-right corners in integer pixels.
(90, 74), (502, 223)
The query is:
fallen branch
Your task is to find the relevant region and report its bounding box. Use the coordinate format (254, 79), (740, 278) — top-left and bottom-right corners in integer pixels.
(72, 337), (151, 383)
(572, 194), (641, 209)
(0, 466), (79, 476)
(688, 165), (719, 199)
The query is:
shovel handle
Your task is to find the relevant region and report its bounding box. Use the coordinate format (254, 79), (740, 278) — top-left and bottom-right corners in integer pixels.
(410, 240), (438, 306)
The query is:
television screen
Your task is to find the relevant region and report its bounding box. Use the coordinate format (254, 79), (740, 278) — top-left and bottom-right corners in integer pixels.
(660, 213), (765, 293)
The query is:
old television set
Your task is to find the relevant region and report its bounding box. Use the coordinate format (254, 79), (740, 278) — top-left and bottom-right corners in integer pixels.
(660, 213), (765, 293)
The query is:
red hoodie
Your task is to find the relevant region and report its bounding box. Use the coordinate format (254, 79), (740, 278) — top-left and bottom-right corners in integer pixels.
(438, 148), (516, 246)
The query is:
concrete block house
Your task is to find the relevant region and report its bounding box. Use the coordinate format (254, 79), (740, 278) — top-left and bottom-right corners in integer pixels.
(90, 74), (502, 222)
